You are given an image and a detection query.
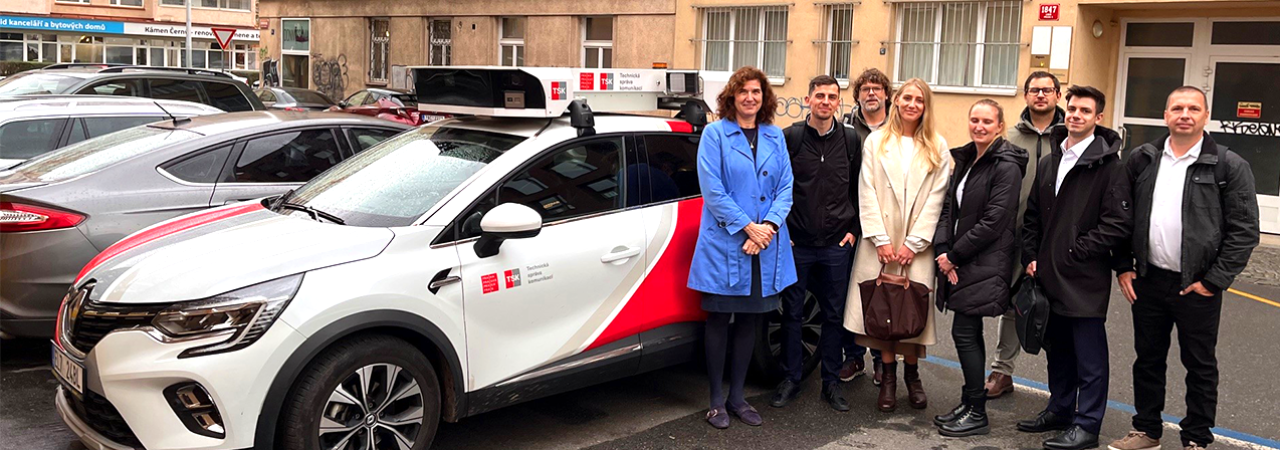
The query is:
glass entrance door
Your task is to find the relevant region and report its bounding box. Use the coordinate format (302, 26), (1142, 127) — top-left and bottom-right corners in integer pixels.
(1117, 54), (1194, 153)
(1206, 57), (1280, 233)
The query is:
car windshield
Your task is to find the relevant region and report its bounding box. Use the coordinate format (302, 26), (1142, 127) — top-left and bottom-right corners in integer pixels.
(291, 90), (334, 105)
(390, 94), (417, 108)
(2, 126), (199, 183)
(286, 123), (524, 227)
(0, 72), (85, 95)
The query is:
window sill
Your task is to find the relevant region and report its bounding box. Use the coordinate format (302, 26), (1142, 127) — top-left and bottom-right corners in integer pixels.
(367, 80), (388, 87)
(905, 84), (1017, 97)
(106, 4), (146, 9)
(768, 76), (788, 87)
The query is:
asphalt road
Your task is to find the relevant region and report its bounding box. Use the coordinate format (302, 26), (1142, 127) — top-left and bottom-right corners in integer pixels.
(3, 281), (1278, 450)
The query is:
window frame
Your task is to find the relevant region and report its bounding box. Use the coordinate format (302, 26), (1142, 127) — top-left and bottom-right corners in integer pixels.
(108, 0), (145, 8)
(158, 0), (251, 11)
(499, 17), (526, 67)
(891, 0), (1022, 94)
(820, 3), (856, 84)
(429, 18), (452, 66)
(698, 6), (790, 83)
(581, 16), (614, 69)
(368, 18), (391, 84)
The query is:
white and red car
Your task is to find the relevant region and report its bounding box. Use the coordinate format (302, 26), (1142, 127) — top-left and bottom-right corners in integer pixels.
(51, 67), (823, 450)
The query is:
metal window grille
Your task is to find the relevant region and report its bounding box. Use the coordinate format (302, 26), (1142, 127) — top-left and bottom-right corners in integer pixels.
(694, 5), (790, 78)
(369, 19), (390, 83)
(429, 19), (452, 66)
(813, 2), (859, 80)
(889, 0), (1022, 89)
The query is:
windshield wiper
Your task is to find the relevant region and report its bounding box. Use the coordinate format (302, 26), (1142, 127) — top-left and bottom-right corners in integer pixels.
(277, 201), (345, 225)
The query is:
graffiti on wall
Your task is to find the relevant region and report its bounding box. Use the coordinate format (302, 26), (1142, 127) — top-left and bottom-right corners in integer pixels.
(1221, 121), (1280, 138)
(774, 96), (856, 120)
(312, 53), (348, 100)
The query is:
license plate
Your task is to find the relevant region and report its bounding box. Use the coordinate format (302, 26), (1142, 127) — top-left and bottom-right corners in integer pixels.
(51, 344), (84, 395)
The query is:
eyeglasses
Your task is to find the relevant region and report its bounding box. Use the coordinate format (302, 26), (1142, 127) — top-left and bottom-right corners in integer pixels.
(1027, 87), (1057, 96)
(859, 86), (884, 94)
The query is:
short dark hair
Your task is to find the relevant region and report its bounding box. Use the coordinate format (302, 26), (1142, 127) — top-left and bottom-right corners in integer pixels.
(1065, 85), (1106, 113)
(852, 68), (892, 98)
(808, 75), (840, 94)
(1023, 71), (1061, 94)
(1167, 85), (1208, 108)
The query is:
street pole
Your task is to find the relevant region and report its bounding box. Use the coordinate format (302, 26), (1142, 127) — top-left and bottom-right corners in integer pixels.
(185, 0), (192, 68)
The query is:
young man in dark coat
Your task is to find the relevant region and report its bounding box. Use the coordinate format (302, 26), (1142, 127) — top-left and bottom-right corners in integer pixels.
(1107, 87), (1259, 450)
(772, 75), (863, 412)
(1017, 85), (1133, 450)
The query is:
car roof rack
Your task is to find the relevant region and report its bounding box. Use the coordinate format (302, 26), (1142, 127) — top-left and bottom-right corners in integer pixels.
(94, 66), (235, 79)
(42, 63), (131, 70)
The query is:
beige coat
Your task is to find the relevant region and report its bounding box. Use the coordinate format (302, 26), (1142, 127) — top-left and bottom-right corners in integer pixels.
(843, 130), (952, 346)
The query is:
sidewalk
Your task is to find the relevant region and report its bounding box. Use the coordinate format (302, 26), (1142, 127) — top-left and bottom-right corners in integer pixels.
(1237, 234), (1280, 287)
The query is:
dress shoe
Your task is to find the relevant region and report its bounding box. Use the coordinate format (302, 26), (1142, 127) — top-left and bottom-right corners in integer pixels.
(872, 359), (884, 386)
(770, 379), (801, 408)
(1044, 425), (1099, 450)
(938, 400), (989, 437)
(728, 402), (763, 426)
(1017, 410), (1074, 433)
(877, 361), (898, 412)
(903, 363), (927, 409)
(986, 372), (1015, 398)
(822, 382), (850, 412)
(1183, 443), (1207, 450)
(934, 402), (969, 427)
(839, 358), (865, 382)
(706, 407), (730, 429)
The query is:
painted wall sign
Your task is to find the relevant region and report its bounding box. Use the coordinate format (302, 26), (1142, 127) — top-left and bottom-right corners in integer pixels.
(1238, 102), (1263, 119)
(1039, 4), (1060, 21)
(0, 15), (260, 41)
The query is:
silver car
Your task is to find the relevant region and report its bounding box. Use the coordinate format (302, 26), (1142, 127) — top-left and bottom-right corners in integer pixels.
(0, 111), (409, 338)
(0, 95), (223, 168)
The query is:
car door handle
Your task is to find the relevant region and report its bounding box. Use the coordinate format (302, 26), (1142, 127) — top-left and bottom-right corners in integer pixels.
(601, 246), (642, 264)
(428, 268), (460, 294)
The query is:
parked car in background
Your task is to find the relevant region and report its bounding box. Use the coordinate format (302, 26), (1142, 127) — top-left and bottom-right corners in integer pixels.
(256, 87), (337, 111)
(0, 65), (265, 112)
(0, 95), (223, 168)
(331, 87), (449, 125)
(0, 111), (409, 339)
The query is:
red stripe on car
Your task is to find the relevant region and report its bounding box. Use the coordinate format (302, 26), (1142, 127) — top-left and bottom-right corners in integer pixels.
(75, 203), (265, 283)
(586, 198), (707, 350)
(666, 121), (693, 133)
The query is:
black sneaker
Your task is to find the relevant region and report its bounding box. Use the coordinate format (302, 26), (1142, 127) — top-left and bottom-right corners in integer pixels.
(770, 379), (801, 408)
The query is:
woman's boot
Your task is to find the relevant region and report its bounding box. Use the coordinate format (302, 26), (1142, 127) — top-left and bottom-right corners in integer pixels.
(904, 362), (927, 409)
(939, 388), (989, 437)
(877, 361), (898, 412)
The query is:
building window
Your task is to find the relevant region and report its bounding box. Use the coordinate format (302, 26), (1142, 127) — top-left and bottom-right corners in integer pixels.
(369, 18), (390, 83)
(110, 0), (144, 6)
(282, 18), (311, 89)
(582, 16), (613, 69)
(159, 0), (250, 11)
(500, 17), (525, 67)
(893, 0), (1022, 89)
(699, 6), (789, 79)
(54, 0), (90, 3)
(429, 18), (452, 66)
(818, 4), (855, 81)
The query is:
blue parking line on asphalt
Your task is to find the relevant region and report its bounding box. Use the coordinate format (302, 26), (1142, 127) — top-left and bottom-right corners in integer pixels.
(922, 356), (1280, 449)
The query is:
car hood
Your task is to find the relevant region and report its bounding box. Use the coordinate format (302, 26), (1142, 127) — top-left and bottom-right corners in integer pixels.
(83, 203), (393, 304)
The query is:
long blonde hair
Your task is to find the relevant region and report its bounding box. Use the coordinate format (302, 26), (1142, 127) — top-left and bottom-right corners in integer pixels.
(877, 78), (944, 172)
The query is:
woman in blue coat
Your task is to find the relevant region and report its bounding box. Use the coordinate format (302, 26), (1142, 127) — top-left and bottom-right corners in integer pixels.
(688, 66), (796, 429)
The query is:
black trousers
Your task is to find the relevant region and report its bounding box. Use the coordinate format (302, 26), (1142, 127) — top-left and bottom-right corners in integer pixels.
(1045, 312), (1109, 435)
(780, 245), (852, 384)
(1131, 267), (1222, 447)
(951, 312), (987, 400)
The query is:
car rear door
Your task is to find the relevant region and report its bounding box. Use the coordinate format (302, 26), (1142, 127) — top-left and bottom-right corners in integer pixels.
(209, 127), (345, 205)
(453, 134), (647, 390)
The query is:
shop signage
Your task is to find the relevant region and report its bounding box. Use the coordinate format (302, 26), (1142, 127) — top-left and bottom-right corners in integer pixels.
(0, 15), (260, 42)
(1039, 4), (1060, 21)
(1237, 101), (1262, 119)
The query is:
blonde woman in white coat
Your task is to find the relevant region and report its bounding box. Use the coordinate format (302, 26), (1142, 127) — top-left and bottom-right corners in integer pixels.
(844, 78), (952, 413)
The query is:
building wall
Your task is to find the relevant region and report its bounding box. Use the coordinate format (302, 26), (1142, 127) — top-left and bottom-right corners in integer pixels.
(526, 16), (577, 67)
(614, 14), (674, 68)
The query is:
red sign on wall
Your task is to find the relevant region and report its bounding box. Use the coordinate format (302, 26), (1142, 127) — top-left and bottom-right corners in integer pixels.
(1039, 3), (1060, 21)
(579, 72), (595, 91)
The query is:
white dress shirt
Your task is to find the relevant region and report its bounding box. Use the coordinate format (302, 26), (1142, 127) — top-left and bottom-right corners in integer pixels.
(1148, 136), (1204, 272)
(1055, 134), (1095, 195)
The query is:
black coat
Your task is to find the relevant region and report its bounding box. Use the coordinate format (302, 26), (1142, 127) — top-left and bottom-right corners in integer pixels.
(934, 138), (1028, 316)
(1022, 125), (1133, 319)
(1114, 133), (1260, 291)
(783, 121), (862, 246)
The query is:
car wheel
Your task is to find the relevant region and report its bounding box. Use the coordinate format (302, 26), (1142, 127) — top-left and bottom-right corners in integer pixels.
(279, 334), (441, 450)
(750, 289), (822, 384)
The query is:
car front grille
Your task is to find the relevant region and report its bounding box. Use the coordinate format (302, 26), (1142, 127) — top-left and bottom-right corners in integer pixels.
(64, 387), (143, 448)
(69, 301), (166, 355)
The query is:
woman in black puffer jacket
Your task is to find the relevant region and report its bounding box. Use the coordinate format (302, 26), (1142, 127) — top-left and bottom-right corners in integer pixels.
(931, 99), (1028, 437)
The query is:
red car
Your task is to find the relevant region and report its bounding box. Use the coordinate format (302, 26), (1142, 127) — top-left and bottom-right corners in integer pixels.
(330, 88), (450, 125)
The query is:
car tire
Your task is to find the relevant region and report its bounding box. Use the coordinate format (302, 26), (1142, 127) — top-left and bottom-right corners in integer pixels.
(278, 334), (441, 450)
(750, 289), (822, 384)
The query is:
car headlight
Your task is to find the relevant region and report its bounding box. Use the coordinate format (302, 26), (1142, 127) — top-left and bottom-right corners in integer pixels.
(152, 274), (303, 357)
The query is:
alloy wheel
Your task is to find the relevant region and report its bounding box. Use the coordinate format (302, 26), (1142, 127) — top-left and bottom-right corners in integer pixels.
(318, 363), (426, 450)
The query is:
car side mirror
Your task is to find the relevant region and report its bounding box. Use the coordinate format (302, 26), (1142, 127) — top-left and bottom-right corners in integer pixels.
(474, 203), (542, 258)
(338, 101), (349, 108)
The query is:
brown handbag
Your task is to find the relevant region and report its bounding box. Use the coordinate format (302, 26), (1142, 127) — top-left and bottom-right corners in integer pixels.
(860, 264), (933, 341)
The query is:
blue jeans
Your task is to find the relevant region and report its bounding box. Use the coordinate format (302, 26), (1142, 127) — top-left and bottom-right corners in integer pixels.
(780, 245), (868, 384)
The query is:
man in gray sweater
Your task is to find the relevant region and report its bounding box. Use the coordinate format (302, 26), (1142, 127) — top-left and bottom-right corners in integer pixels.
(986, 71), (1065, 399)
